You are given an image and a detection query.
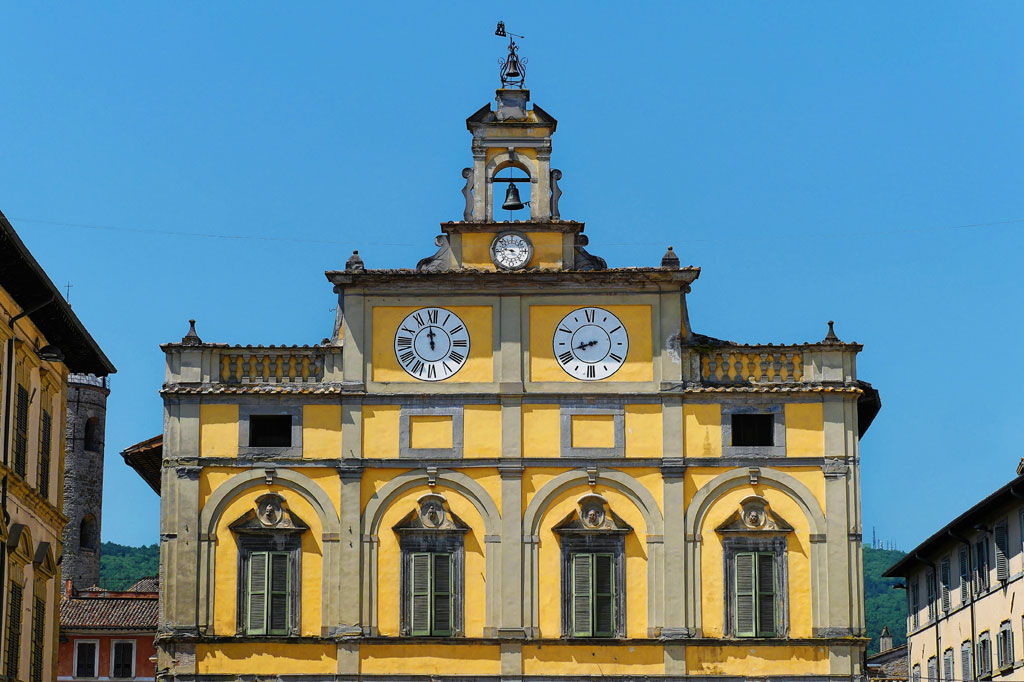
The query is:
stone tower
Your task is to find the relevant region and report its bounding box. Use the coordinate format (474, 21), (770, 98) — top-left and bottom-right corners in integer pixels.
(62, 373), (109, 588)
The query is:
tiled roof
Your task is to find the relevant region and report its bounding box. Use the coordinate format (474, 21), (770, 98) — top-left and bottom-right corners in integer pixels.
(161, 383), (344, 395)
(128, 577), (159, 592)
(60, 593), (158, 630)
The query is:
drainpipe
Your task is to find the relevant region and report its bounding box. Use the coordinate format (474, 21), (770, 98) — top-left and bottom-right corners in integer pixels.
(915, 553), (942, 680)
(3, 295), (56, 601)
(949, 530), (976, 681)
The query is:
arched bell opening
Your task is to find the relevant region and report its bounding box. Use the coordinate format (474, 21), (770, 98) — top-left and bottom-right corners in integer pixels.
(490, 160), (532, 220)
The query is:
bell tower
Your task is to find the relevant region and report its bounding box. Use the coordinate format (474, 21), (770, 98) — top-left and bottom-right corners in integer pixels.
(462, 28), (560, 223)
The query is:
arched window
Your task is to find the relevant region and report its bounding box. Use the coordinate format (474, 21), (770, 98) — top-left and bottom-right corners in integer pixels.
(84, 417), (102, 452)
(80, 514), (98, 552)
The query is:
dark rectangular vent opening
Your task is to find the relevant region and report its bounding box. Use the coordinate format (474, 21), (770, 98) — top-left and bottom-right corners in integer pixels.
(249, 415), (292, 448)
(732, 414), (774, 447)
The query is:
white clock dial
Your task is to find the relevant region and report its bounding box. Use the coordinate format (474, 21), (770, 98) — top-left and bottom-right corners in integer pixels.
(553, 307), (629, 381)
(393, 307), (470, 381)
(490, 231), (533, 270)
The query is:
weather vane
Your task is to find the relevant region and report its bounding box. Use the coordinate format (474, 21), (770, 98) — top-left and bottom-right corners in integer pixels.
(495, 21), (526, 89)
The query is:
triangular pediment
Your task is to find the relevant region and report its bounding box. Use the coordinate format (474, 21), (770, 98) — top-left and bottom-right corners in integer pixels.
(393, 494), (469, 534)
(33, 542), (56, 579)
(553, 493), (632, 536)
(715, 508), (793, 535)
(229, 493), (309, 534)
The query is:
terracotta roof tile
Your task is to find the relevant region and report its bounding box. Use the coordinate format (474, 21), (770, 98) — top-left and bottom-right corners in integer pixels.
(60, 594), (158, 630)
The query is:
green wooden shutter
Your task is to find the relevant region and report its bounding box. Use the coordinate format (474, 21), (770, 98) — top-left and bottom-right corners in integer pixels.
(29, 597), (44, 682)
(268, 552), (290, 635)
(432, 553), (452, 636)
(14, 385), (28, 478)
(755, 553), (776, 636)
(38, 411), (51, 500)
(940, 558), (951, 613)
(571, 553), (593, 637)
(959, 547), (970, 604)
(247, 552), (268, 635)
(994, 523), (1009, 581)
(7, 582), (22, 679)
(734, 552), (756, 637)
(593, 553), (615, 637)
(410, 553), (431, 636)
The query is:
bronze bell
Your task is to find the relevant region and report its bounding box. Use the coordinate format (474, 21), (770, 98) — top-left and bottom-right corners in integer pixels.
(501, 182), (526, 211)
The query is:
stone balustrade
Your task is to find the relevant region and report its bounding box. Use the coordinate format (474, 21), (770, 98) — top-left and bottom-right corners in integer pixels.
(698, 348), (804, 384)
(216, 347), (337, 384)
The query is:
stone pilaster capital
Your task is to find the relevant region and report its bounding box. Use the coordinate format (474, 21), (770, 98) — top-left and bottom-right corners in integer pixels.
(175, 465), (201, 481)
(660, 458), (687, 478)
(822, 458), (850, 478)
(337, 463), (364, 480)
(498, 463), (524, 480)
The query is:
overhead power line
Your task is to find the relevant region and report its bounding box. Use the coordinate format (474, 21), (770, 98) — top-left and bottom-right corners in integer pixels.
(10, 215), (1024, 248)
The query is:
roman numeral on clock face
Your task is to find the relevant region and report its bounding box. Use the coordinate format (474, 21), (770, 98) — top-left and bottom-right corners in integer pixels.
(558, 350), (574, 364)
(586, 365), (596, 379)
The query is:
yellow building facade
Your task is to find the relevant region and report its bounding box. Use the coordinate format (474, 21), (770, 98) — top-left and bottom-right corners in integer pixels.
(156, 73), (880, 681)
(0, 212), (115, 682)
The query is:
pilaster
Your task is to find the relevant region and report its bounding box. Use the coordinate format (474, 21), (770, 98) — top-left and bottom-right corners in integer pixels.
(661, 458), (688, 637)
(822, 459), (853, 635)
(335, 464), (363, 635)
(497, 464), (524, 638)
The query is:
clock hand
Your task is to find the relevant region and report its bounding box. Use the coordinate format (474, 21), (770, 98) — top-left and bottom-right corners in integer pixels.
(426, 327), (437, 350)
(575, 339), (599, 351)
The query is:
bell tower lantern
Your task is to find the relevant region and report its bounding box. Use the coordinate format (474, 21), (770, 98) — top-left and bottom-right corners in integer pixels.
(462, 28), (560, 222)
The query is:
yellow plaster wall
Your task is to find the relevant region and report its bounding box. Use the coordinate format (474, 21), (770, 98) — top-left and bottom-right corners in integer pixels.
(196, 644), (336, 674)
(211, 485), (324, 636)
(362, 405), (400, 458)
(684, 404), (720, 457)
(371, 306), (493, 383)
(785, 402), (825, 456)
(570, 414), (615, 448)
(461, 231), (563, 270)
(696, 486), (814, 638)
(522, 404), (559, 457)
(685, 645), (828, 675)
(529, 305), (653, 383)
(535, 483), (650, 638)
(521, 644), (664, 675)
(464, 404), (501, 458)
(625, 404), (662, 457)
(302, 404), (341, 458)
(359, 644), (500, 675)
(409, 415), (453, 449)
(199, 404), (238, 457)
(374, 485), (489, 637)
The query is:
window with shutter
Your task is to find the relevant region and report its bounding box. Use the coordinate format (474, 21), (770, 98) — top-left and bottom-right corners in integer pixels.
(7, 582), (22, 679)
(593, 553), (614, 638)
(756, 553), (776, 636)
(407, 551), (454, 637)
(74, 641), (97, 678)
(911, 663), (921, 682)
(733, 551), (777, 637)
(943, 649), (954, 682)
(111, 641), (134, 678)
(14, 385), (28, 478)
(29, 597), (44, 682)
(939, 557), (951, 613)
(38, 411), (51, 500)
(959, 546), (970, 605)
(410, 553), (431, 635)
(926, 656), (936, 682)
(431, 553), (453, 636)
(994, 521), (1009, 582)
(568, 552), (616, 638)
(997, 621), (1013, 670)
(977, 632), (992, 676)
(961, 641), (973, 682)
(975, 540), (990, 593)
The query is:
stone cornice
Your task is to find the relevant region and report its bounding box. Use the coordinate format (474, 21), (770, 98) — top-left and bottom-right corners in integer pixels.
(4, 466), (68, 529)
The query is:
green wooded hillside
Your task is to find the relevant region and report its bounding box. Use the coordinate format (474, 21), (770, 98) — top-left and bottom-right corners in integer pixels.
(99, 541), (159, 590)
(96, 542), (907, 652)
(864, 546), (907, 654)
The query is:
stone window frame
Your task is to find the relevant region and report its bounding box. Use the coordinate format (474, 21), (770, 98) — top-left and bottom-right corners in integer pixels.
(399, 405), (464, 459)
(720, 404), (786, 458)
(109, 639), (136, 679)
(237, 404), (303, 458)
(559, 402), (625, 458)
(397, 532), (466, 637)
(558, 534), (627, 638)
(235, 534), (303, 637)
(73, 639), (100, 678)
(722, 536), (789, 639)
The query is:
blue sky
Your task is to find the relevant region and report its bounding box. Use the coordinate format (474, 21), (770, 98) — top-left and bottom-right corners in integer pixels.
(2, 3), (1022, 549)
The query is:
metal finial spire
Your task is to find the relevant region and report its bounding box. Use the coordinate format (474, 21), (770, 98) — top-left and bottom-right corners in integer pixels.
(495, 21), (527, 89)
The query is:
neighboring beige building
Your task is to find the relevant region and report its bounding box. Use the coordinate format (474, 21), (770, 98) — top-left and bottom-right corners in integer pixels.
(885, 467), (1024, 681)
(0, 210), (115, 682)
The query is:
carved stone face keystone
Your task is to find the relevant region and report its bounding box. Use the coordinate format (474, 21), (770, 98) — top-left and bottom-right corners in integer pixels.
(419, 500), (446, 528)
(257, 495), (284, 527)
(581, 504), (605, 529)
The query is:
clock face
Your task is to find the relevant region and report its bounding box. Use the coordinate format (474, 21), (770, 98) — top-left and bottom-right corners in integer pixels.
(553, 307), (629, 380)
(490, 231), (533, 270)
(393, 307), (470, 381)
